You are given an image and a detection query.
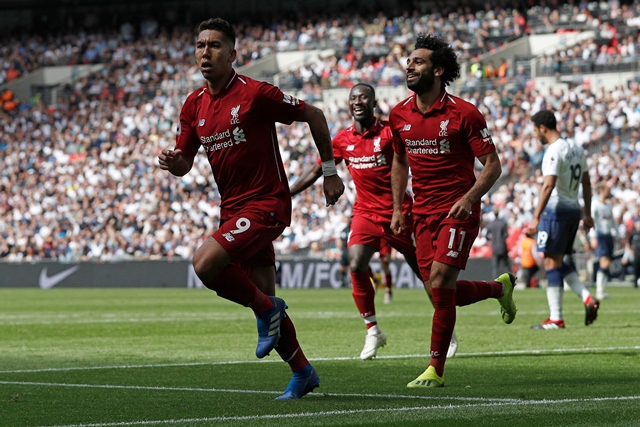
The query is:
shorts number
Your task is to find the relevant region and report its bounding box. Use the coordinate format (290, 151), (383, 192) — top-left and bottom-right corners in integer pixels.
(230, 218), (251, 235)
(448, 228), (467, 251)
(537, 231), (548, 248)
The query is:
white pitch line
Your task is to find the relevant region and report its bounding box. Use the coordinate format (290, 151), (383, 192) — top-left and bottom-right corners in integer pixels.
(0, 380), (515, 402)
(0, 345), (638, 374)
(36, 396), (640, 427)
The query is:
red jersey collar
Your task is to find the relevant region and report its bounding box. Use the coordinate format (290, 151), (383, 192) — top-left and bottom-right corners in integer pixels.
(350, 117), (382, 136)
(412, 89), (448, 114)
(203, 70), (238, 98)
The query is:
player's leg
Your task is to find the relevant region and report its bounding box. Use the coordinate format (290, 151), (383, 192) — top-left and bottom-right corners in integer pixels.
(379, 240), (393, 303)
(595, 234), (612, 299)
(251, 265), (319, 400)
(387, 224), (462, 358)
(531, 210), (577, 330)
(193, 212), (288, 358)
(350, 241), (386, 360)
(406, 214), (457, 388)
(561, 254), (600, 326)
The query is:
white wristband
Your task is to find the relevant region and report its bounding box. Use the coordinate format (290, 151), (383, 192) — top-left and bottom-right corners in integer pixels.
(321, 160), (337, 177)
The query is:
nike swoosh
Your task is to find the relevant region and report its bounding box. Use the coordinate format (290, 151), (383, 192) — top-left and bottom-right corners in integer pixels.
(39, 266), (80, 289)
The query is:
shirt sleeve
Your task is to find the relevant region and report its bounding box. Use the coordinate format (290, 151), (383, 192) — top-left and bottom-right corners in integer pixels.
(541, 144), (560, 177)
(331, 131), (346, 164)
(256, 81), (306, 125)
(464, 106), (496, 158)
(389, 116), (406, 155)
(175, 94), (201, 159)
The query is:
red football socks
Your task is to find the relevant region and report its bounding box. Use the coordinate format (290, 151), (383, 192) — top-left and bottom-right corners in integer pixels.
(455, 280), (503, 307)
(429, 287), (456, 377)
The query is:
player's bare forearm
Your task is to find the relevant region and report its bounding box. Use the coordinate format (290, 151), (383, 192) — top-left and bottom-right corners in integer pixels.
(581, 172), (594, 231)
(391, 153), (409, 213)
(465, 151), (502, 205)
(581, 172), (592, 215)
(290, 163), (323, 196)
(301, 104), (335, 162)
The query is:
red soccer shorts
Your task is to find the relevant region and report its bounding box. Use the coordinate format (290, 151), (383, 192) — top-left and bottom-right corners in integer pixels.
(212, 209), (286, 268)
(348, 214), (416, 257)
(413, 211), (480, 281)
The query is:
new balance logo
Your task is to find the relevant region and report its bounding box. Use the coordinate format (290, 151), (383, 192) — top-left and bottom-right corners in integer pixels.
(446, 250), (459, 258)
(402, 124), (411, 131)
(198, 119), (205, 127)
(346, 144), (355, 151)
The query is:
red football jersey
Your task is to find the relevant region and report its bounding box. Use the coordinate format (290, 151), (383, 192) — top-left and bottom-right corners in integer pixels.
(176, 71), (305, 224)
(332, 118), (412, 220)
(390, 90), (496, 215)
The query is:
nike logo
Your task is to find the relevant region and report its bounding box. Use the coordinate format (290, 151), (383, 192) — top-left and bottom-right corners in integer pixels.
(39, 266), (80, 289)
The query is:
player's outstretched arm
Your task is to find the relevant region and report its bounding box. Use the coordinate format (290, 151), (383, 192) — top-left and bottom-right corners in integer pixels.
(290, 163), (323, 196)
(298, 103), (344, 206)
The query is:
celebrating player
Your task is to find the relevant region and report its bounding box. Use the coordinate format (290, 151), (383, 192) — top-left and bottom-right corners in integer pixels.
(158, 18), (344, 399)
(390, 33), (517, 388)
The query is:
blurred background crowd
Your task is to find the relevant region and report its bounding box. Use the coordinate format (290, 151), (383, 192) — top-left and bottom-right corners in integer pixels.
(1, 0), (639, 279)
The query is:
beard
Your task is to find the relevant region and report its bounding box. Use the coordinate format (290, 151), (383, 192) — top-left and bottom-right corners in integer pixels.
(407, 71), (436, 94)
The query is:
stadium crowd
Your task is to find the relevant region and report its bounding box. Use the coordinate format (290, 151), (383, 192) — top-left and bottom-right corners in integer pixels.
(1, 1), (640, 271)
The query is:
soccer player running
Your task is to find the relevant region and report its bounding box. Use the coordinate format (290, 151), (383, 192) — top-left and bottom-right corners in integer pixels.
(527, 109), (599, 330)
(591, 181), (615, 300)
(291, 83), (458, 360)
(157, 18), (344, 400)
(389, 33), (517, 388)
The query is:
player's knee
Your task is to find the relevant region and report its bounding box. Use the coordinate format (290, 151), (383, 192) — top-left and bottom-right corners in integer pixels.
(192, 249), (229, 286)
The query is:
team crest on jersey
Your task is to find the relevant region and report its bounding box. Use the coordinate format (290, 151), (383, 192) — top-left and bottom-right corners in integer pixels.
(373, 137), (382, 152)
(230, 105), (241, 125)
(439, 120), (449, 136)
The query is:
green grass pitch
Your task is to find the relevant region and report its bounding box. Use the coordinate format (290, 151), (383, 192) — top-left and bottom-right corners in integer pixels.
(1, 285), (639, 426)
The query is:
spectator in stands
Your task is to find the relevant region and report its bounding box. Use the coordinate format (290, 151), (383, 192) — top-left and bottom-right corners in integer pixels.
(486, 206), (512, 279)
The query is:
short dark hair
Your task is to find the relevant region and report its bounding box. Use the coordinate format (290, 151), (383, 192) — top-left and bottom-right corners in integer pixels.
(413, 33), (460, 87)
(531, 109), (557, 130)
(198, 18), (236, 47)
